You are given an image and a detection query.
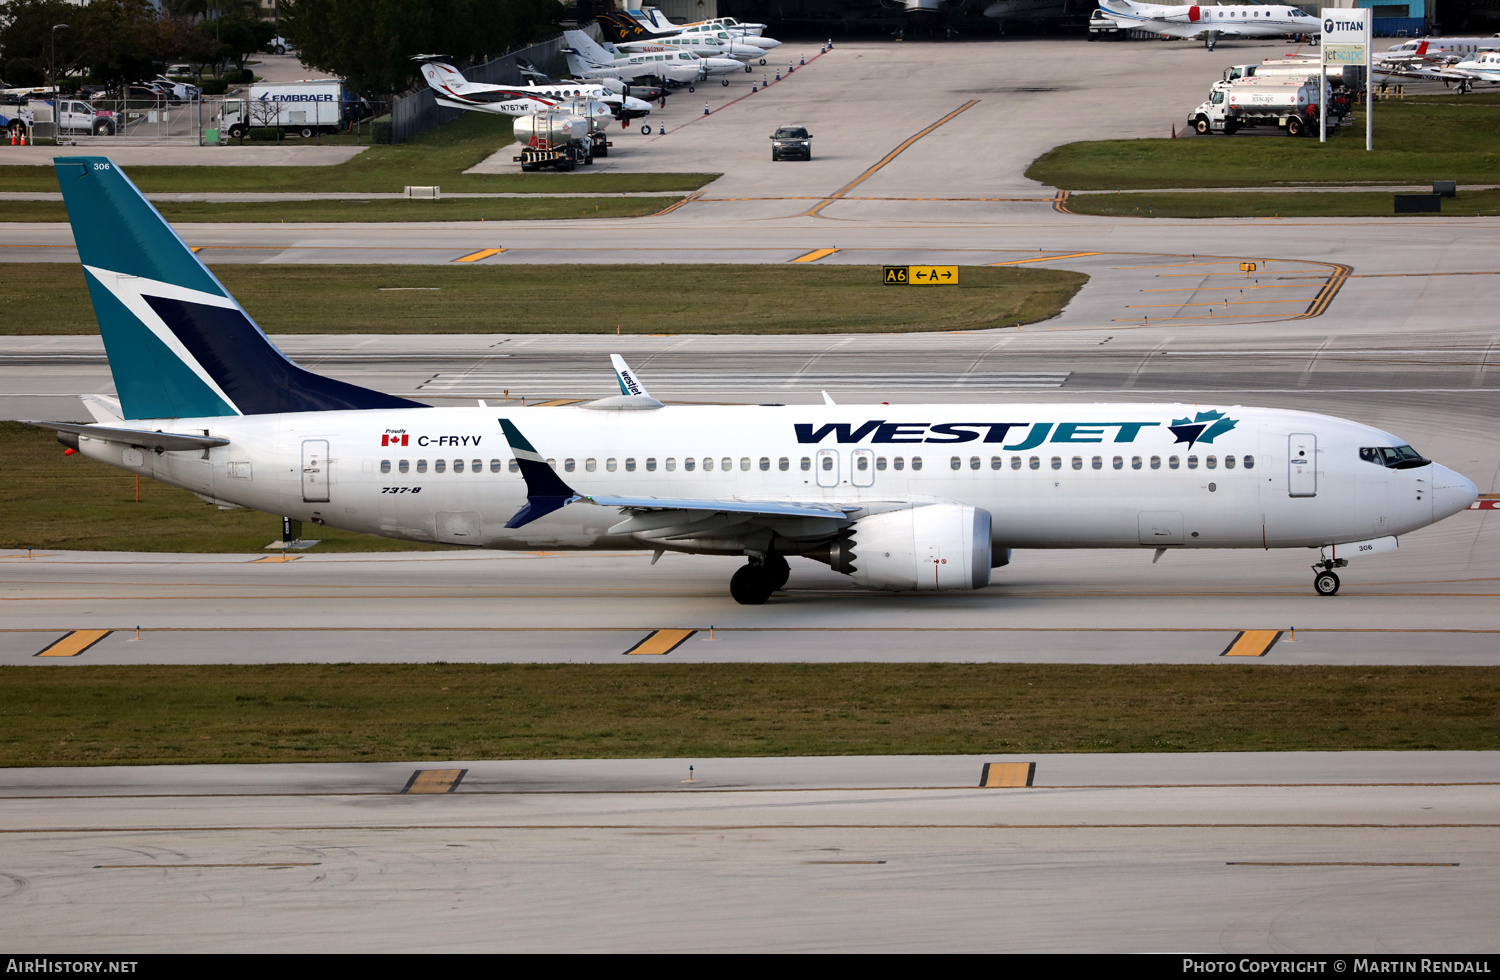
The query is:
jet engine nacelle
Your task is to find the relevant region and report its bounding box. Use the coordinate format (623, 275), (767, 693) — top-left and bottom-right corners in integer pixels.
(829, 504), (992, 591)
(1159, 4), (1203, 21)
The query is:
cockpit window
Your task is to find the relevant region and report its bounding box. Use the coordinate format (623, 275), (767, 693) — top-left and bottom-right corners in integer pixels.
(1359, 445), (1430, 469)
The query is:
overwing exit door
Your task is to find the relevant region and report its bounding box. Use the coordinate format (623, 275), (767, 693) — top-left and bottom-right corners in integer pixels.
(851, 449), (874, 488)
(302, 439), (330, 502)
(816, 449), (839, 488)
(1288, 433), (1317, 497)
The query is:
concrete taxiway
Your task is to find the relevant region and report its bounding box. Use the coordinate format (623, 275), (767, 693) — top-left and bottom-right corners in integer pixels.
(0, 753), (1494, 952)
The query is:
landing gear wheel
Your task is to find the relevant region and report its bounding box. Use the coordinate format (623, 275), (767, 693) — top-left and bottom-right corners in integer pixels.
(640, 124), (651, 135)
(763, 555), (790, 591)
(687, 84), (696, 93)
(721, 78), (730, 86)
(1314, 571), (1341, 596)
(746, 64), (753, 73)
(760, 58), (767, 65)
(730, 564), (774, 605)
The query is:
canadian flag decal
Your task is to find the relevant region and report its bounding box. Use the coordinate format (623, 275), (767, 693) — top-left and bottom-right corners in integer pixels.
(382, 434), (409, 446)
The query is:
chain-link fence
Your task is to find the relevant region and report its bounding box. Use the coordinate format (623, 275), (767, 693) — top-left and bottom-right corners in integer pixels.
(20, 93), (386, 146)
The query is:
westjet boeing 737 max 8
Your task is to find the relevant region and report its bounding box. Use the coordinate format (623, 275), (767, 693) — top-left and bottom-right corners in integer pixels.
(30, 158), (1478, 603)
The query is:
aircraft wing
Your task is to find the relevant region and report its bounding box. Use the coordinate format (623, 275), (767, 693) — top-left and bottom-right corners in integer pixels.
(497, 417), (862, 534)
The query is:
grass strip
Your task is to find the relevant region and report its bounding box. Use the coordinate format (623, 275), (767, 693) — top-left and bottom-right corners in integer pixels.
(1029, 97), (1500, 190)
(1066, 188), (1500, 218)
(0, 421), (451, 553)
(2, 197), (682, 223)
(0, 263), (1087, 336)
(0, 111), (717, 194)
(2, 663), (1495, 766)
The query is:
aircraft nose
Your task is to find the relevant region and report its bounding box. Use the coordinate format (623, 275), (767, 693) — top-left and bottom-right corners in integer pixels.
(1429, 464), (1478, 521)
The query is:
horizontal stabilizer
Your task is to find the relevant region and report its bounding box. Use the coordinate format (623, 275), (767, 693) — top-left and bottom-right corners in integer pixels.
(27, 420), (230, 453)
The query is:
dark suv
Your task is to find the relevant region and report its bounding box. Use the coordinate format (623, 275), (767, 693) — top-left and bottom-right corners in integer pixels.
(770, 125), (811, 161)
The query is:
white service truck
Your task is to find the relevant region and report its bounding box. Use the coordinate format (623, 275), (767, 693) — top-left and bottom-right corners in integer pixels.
(0, 98), (116, 138)
(221, 79), (361, 139)
(1188, 76), (1333, 137)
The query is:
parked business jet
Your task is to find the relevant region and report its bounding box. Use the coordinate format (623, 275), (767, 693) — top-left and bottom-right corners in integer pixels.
(563, 30), (743, 87)
(628, 7), (770, 38)
(414, 57), (652, 124)
(34, 158), (1479, 604)
(596, 13), (771, 64)
(614, 10), (781, 53)
(1097, 0), (1320, 49)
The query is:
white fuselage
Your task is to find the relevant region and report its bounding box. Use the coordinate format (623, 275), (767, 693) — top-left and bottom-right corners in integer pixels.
(77, 403), (1473, 555)
(1099, 2), (1320, 39)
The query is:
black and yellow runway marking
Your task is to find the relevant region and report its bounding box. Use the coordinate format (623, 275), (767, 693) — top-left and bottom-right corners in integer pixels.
(402, 769), (468, 794)
(980, 762), (1036, 788)
(250, 555), (301, 563)
(790, 248), (840, 263)
(35, 629), (111, 658)
(624, 629), (698, 656)
(1220, 630), (1285, 657)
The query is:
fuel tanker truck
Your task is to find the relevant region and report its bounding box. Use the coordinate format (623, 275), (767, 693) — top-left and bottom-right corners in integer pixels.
(512, 99), (613, 171)
(1187, 75), (1336, 137)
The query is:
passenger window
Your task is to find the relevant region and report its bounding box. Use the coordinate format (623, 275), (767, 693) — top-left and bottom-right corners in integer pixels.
(1187, 456), (1199, 469)
(1072, 457), (1083, 471)
(606, 458), (617, 472)
(508, 460), (518, 473)
(1150, 456), (1161, 470)
(1206, 456), (1217, 470)
(877, 457), (888, 471)
(626, 458), (636, 472)
(856, 455), (869, 472)
(820, 456), (833, 471)
(1243, 455), (1255, 470)
(1051, 457), (1062, 470)
(685, 458), (696, 471)
(647, 457), (657, 472)
(893, 457), (904, 471)
(435, 459), (447, 473)
(666, 458), (676, 471)
(779, 457), (789, 471)
(399, 460), (410, 473)
(951, 456), (962, 471)
(416, 459), (428, 473)
(970, 456), (980, 470)
(472, 459), (481, 473)
(991, 456), (1003, 470)
(490, 459), (502, 473)
(1092, 456), (1102, 470)
(1169, 456), (1180, 470)
(453, 459), (464, 473)
(564, 459), (575, 472)
(1132, 456), (1142, 470)
(741, 457), (751, 471)
(911, 457), (922, 471)
(1010, 456), (1021, 470)
(1224, 455), (1236, 470)
(703, 458), (713, 472)
(586, 458), (597, 472)
(801, 457), (811, 471)
(1113, 456), (1123, 470)
(380, 460), (391, 474)
(1030, 456), (1040, 470)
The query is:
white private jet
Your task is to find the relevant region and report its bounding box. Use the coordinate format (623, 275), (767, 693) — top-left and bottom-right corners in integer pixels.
(595, 14), (772, 64)
(628, 7), (770, 38)
(563, 30), (743, 89)
(414, 57), (652, 125)
(1096, 0), (1321, 50)
(32, 157), (1480, 604)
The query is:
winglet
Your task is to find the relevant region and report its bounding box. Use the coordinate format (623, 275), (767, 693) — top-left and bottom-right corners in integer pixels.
(611, 354), (653, 398)
(499, 418), (578, 528)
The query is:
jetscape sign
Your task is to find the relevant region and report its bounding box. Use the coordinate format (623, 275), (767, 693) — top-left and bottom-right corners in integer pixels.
(1322, 9), (1371, 67)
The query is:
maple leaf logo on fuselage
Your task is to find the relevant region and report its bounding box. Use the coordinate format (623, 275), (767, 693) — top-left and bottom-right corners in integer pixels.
(1168, 409), (1238, 451)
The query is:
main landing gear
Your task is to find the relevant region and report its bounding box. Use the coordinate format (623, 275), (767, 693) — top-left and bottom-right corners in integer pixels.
(729, 554), (790, 605)
(1312, 558), (1347, 596)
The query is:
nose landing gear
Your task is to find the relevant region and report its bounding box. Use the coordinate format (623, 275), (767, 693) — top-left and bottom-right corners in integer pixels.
(1312, 557), (1347, 596)
(729, 554), (790, 605)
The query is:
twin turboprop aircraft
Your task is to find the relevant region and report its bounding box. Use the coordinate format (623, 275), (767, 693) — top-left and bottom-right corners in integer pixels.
(1097, 0), (1320, 49)
(33, 158), (1479, 604)
(414, 57), (653, 125)
(563, 30), (743, 89)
